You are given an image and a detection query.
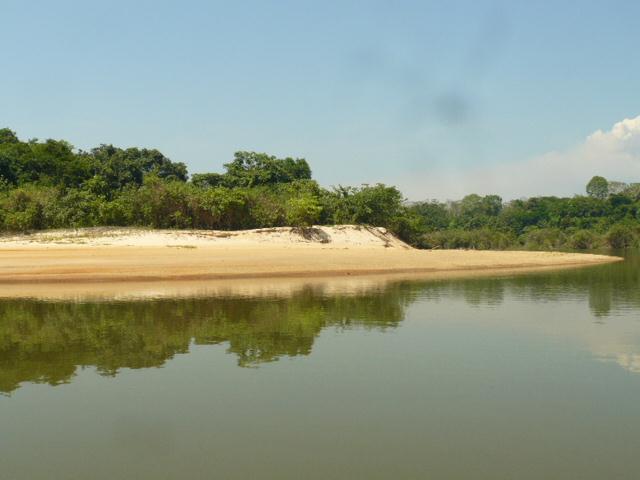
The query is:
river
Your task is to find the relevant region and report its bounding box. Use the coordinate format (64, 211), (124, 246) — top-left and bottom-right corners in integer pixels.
(1, 252), (639, 479)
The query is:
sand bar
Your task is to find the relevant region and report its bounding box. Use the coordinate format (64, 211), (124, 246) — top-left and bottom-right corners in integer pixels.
(0, 226), (622, 299)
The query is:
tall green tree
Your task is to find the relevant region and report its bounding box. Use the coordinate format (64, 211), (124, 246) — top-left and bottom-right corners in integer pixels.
(586, 176), (609, 199)
(222, 151), (311, 187)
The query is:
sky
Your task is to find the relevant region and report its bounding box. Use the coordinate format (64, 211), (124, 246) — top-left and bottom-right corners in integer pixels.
(1, 0), (639, 200)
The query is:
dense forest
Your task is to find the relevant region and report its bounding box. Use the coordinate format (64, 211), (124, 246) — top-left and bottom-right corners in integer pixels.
(414, 175), (640, 250)
(1, 128), (639, 250)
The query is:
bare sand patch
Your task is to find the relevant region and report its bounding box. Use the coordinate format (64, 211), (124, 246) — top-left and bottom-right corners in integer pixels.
(0, 226), (621, 299)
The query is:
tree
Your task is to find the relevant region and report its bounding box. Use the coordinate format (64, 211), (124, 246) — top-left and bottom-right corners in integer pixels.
(409, 201), (450, 231)
(223, 152), (311, 187)
(622, 183), (640, 201)
(191, 173), (227, 188)
(89, 145), (187, 193)
(607, 181), (629, 195)
(0, 128), (19, 144)
(586, 176), (609, 199)
(329, 184), (404, 227)
(452, 194), (503, 229)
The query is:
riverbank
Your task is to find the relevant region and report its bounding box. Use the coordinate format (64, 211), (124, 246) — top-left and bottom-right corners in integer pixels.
(0, 226), (621, 298)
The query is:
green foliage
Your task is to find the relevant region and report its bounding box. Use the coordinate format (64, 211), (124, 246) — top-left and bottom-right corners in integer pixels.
(568, 230), (599, 250)
(1, 128), (639, 251)
(0, 132), (187, 191)
(606, 224), (636, 249)
(190, 172), (227, 188)
(422, 228), (514, 250)
(285, 195), (322, 227)
(52, 189), (102, 228)
(221, 151), (311, 187)
(328, 184), (404, 226)
(408, 201), (450, 231)
(586, 175), (609, 199)
(0, 186), (56, 231)
(410, 183), (640, 250)
(519, 228), (566, 250)
(622, 183), (640, 201)
(89, 144), (188, 193)
(0, 128), (19, 144)
(194, 186), (251, 230)
(391, 210), (426, 246)
(451, 194), (502, 229)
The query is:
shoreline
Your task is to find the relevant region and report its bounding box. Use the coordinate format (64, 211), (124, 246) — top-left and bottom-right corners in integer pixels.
(0, 253), (622, 284)
(0, 227), (622, 299)
(0, 262), (621, 302)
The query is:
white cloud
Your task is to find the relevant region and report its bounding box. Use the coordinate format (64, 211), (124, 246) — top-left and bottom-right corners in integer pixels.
(399, 115), (640, 200)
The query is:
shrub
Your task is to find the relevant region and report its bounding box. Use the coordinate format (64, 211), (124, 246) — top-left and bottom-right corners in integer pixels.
(421, 229), (514, 250)
(519, 228), (566, 250)
(606, 224), (635, 249)
(568, 230), (599, 250)
(285, 195), (322, 227)
(50, 189), (102, 228)
(246, 189), (286, 227)
(0, 186), (56, 231)
(390, 210), (425, 245)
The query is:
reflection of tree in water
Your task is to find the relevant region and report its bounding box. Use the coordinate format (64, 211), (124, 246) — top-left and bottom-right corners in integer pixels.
(504, 251), (639, 317)
(2, 252), (638, 393)
(419, 251), (640, 317)
(0, 284), (417, 393)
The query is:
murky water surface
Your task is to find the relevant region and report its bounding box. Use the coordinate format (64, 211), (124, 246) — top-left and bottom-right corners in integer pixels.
(2, 253), (640, 479)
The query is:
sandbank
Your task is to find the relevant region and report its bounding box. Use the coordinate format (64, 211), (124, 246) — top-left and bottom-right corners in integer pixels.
(0, 226), (622, 299)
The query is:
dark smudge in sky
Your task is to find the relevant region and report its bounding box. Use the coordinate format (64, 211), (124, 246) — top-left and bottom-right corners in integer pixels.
(342, 5), (510, 130)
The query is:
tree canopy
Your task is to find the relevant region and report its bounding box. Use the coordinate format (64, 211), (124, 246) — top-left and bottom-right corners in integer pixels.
(1, 128), (639, 250)
(586, 175), (609, 199)
(0, 128), (418, 240)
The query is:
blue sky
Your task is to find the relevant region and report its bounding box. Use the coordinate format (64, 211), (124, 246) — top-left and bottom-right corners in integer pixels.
(2, 0), (639, 199)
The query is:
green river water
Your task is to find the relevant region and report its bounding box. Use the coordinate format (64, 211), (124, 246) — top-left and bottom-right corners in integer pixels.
(1, 252), (639, 479)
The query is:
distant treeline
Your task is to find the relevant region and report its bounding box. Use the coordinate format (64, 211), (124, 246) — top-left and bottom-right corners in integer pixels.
(1, 128), (639, 250)
(413, 179), (640, 250)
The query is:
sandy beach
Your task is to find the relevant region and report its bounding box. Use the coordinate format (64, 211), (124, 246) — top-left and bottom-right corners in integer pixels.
(0, 226), (622, 299)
